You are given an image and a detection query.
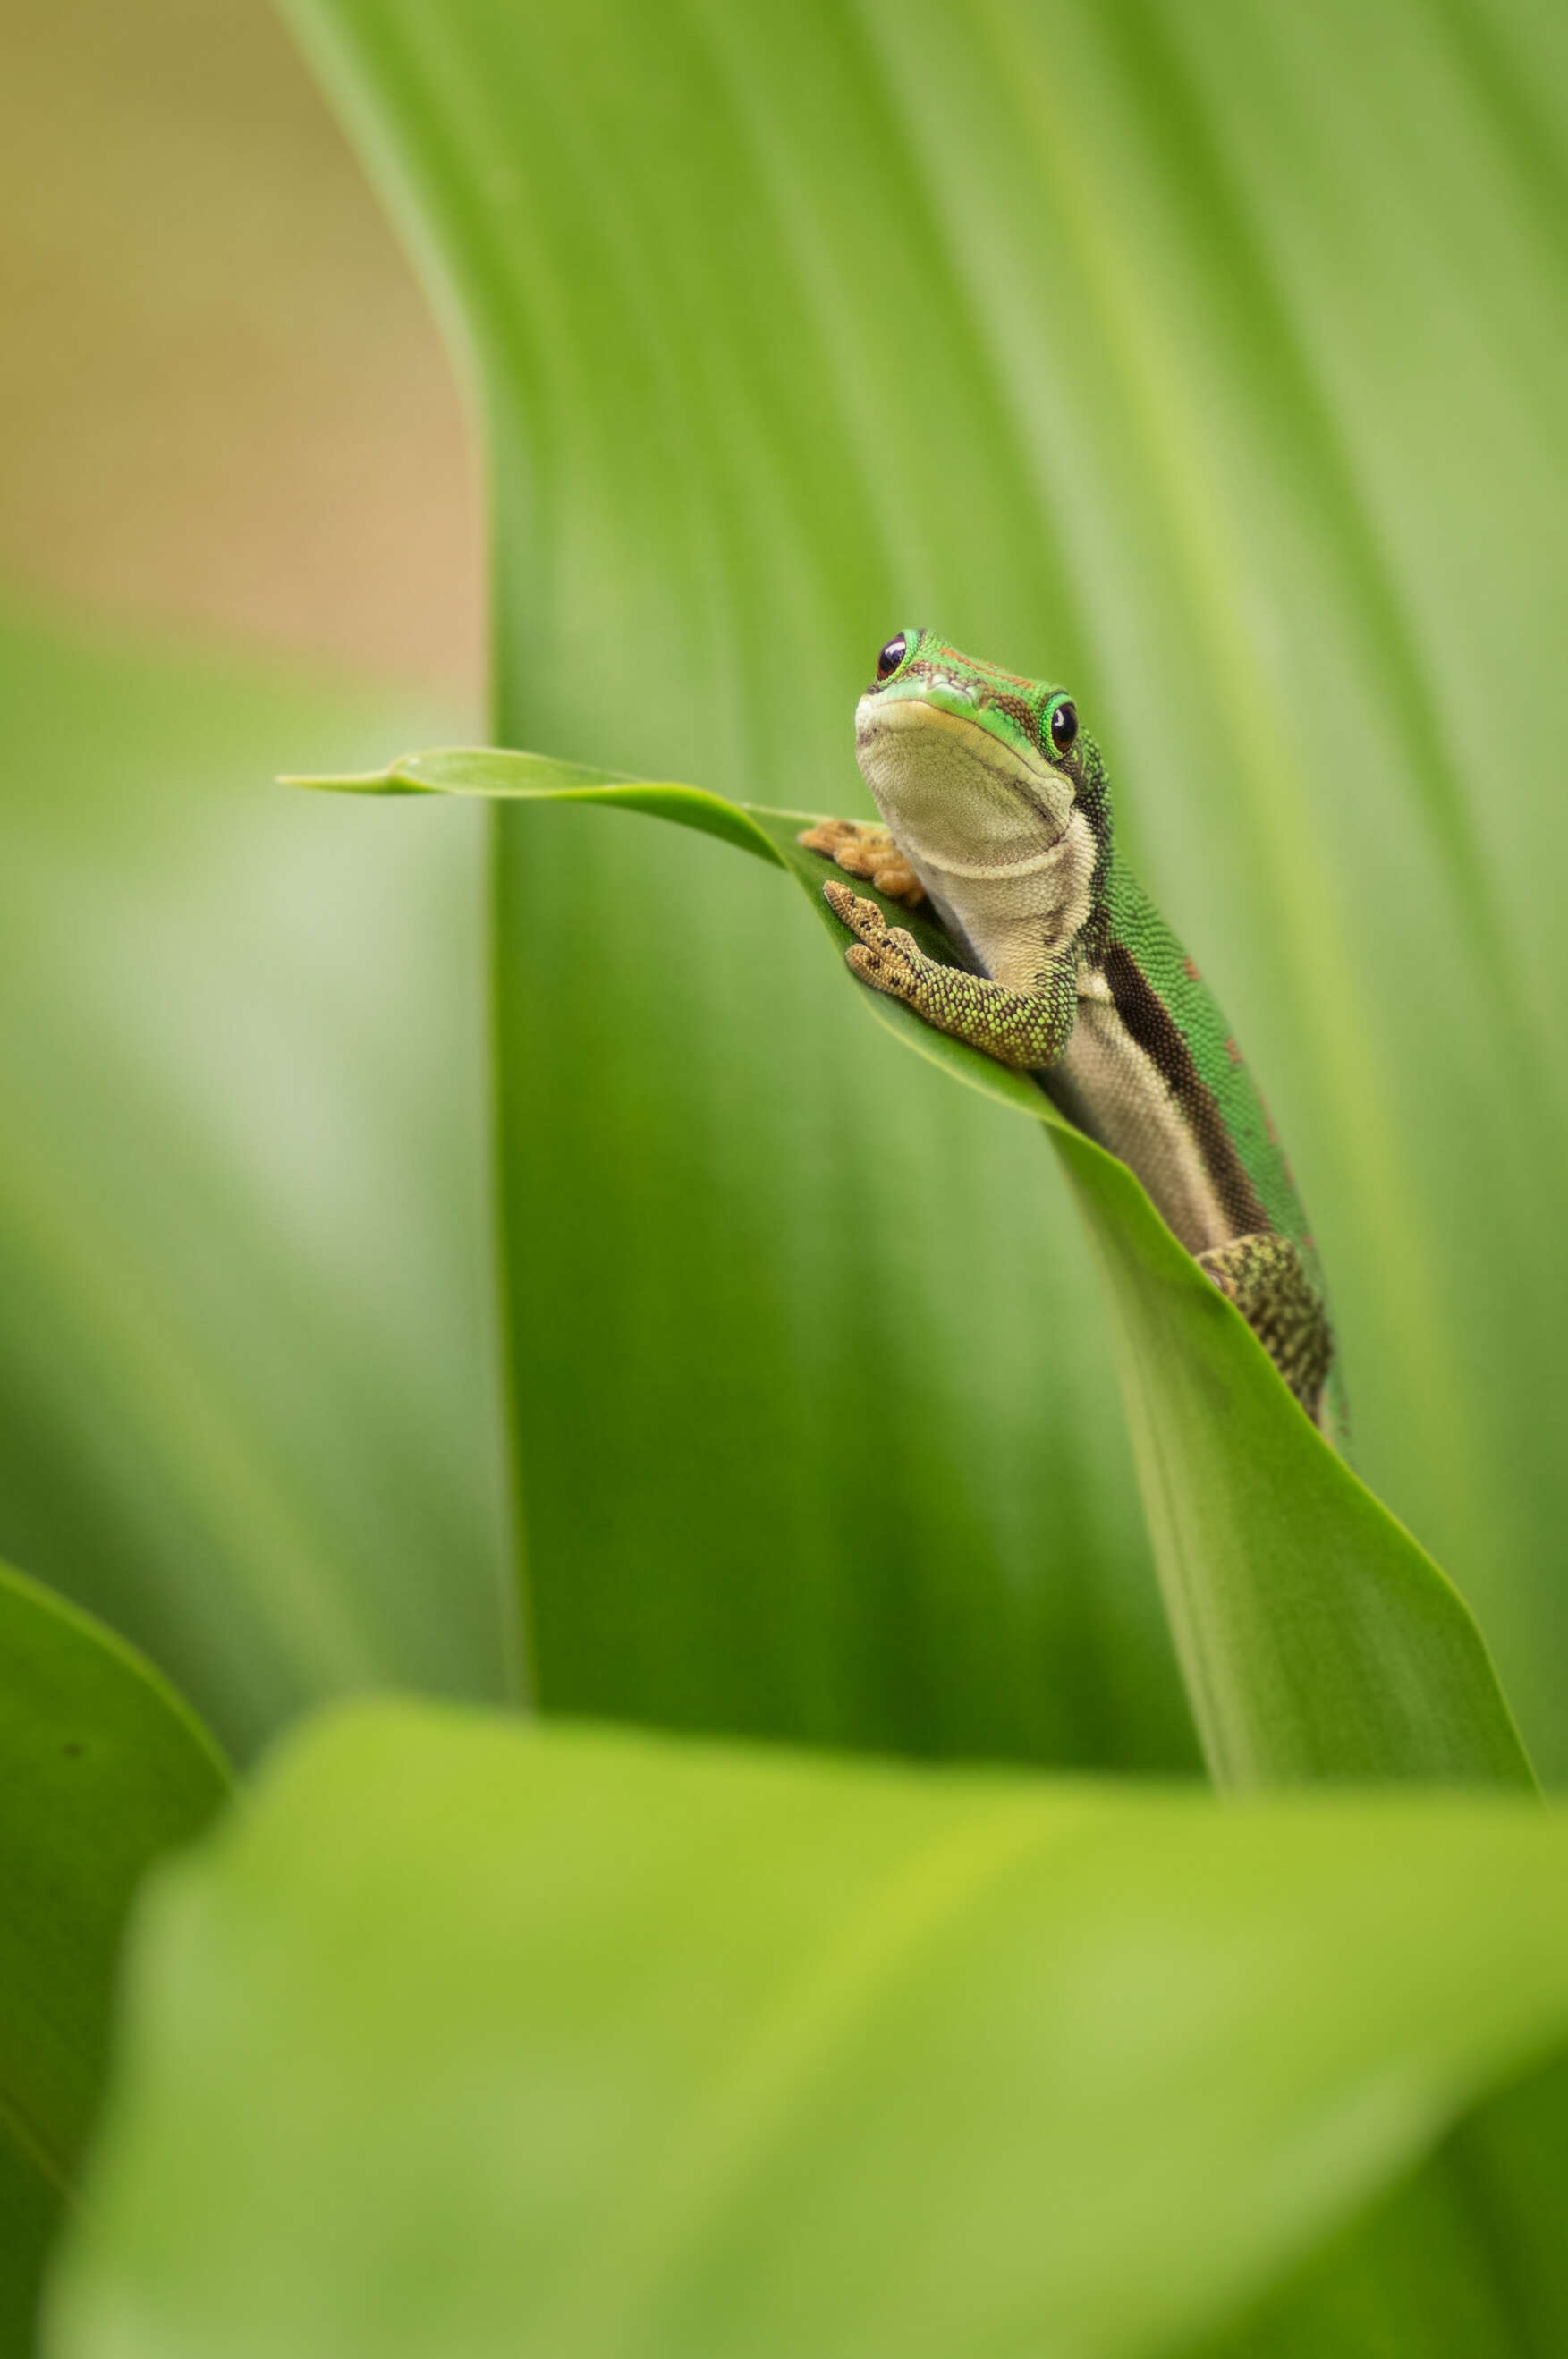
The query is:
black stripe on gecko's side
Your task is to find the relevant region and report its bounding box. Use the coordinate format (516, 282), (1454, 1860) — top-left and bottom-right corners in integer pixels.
(1101, 940), (1274, 1239)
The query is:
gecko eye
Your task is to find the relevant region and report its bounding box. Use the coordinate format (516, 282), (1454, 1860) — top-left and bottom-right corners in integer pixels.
(1049, 700), (1078, 755)
(875, 634), (908, 681)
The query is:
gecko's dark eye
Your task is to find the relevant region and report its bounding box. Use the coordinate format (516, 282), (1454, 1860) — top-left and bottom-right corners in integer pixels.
(876, 634), (908, 681)
(1049, 700), (1078, 755)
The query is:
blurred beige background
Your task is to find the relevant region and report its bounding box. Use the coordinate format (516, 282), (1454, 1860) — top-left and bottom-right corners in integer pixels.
(0, 0), (484, 695)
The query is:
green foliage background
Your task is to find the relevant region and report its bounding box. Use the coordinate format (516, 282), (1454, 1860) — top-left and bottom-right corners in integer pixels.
(0, 607), (509, 1754)
(5, 0), (1568, 2351)
(9, 0), (1567, 1778)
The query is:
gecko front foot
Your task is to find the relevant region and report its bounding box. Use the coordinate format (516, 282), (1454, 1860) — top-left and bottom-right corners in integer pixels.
(822, 880), (927, 1006)
(823, 879), (1077, 1073)
(797, 817), (926, 909)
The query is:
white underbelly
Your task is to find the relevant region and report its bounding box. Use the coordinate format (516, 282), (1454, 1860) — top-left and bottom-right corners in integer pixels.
(1047, 998), (1233, 1256)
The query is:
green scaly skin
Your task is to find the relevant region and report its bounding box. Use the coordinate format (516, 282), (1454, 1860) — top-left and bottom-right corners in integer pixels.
(801, 629), (1338, 1434)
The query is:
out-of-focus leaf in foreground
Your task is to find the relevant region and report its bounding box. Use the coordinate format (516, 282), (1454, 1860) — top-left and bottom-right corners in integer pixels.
(282, 0), (1568, 1778)
(305, 748), (1531, 1789)
(0, 604), (509, 1754)
(0, 1557), (227, 2347)
(41, 1707), (1568, 2359)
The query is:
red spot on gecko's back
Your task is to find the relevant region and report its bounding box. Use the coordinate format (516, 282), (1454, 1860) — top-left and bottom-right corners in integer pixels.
(1183, 955), (1200, 980)
(1225, 1036), (1242, 1064)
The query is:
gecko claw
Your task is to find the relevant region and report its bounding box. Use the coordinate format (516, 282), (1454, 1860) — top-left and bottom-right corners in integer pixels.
(845, 927), (922, 1004)
(825, 881), (925, 1006)
(822, 880), (886, 939)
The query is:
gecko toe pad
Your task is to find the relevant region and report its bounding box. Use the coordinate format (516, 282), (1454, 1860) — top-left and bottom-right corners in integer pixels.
(798, 818), (926, 908)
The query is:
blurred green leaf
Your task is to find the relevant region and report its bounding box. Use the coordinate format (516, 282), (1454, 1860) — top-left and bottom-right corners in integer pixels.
(307, 747), (1531, 1786)
(0, 1556), (227, 2347)
(0, 604), (510, 1755)
(281, 0), (1568, 1778)
(1191, 2047), (1568, 2356)
(39, 1706), (1568, 2359)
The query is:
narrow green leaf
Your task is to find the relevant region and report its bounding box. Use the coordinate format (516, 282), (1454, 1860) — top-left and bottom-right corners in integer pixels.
(304, 749), (1530, 1789)
(0, 1557), (228, 2346)
(293, 750), (784, 861)
(40, 1708), (1568, 2359)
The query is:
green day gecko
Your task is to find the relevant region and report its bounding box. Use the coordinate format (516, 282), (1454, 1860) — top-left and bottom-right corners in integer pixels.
(801, 630), (1339, 1437)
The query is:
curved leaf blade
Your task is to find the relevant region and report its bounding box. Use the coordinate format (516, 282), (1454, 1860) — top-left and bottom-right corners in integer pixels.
(0, 1558), (228, 2345)
(301, 751), (1530, 1788)
(41, 1708), (1568, 2359)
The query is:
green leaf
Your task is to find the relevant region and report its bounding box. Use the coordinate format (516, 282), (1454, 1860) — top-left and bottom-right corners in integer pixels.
(0, 1557), (227, 2347)
(279, 0), (1206, 1786)
(301, 748), (1530, 1788)
(278, 0), (1568, 1781)
(39, 1706), (1568, 2359)
(0, 603), (510, 1755)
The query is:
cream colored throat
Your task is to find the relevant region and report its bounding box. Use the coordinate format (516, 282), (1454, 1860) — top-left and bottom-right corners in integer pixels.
(854, 700), (1068, 878)
(855, 700), (1095, 989)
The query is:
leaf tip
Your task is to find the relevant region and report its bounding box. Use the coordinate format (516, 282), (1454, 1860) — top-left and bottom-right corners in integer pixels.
(279, 765), (411, 795)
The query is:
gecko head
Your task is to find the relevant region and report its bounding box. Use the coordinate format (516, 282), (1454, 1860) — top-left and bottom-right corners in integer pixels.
(853, 628), (1094, 871)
